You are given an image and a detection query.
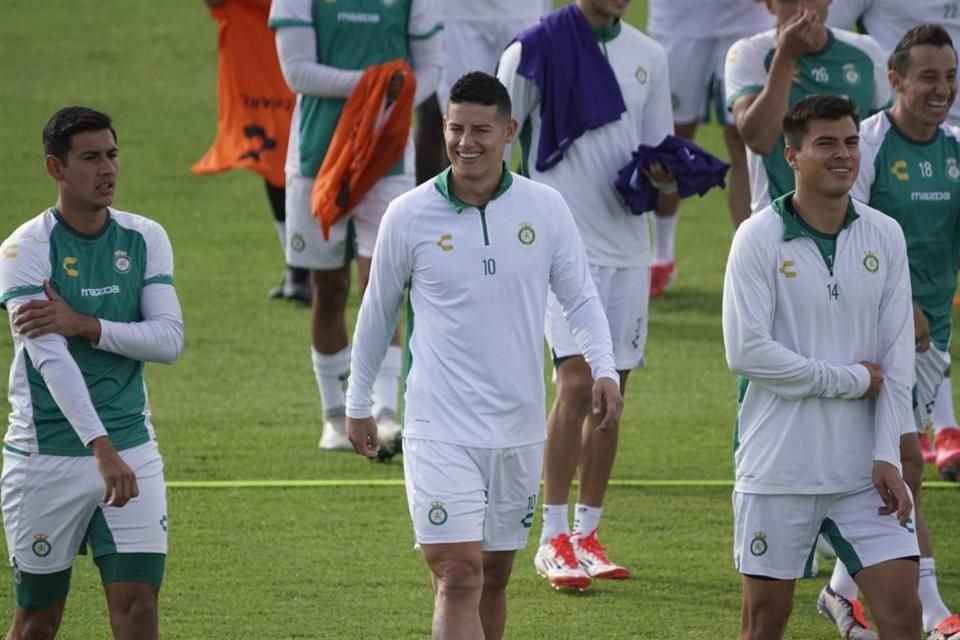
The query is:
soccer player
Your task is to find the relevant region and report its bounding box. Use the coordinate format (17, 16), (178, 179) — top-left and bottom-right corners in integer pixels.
(826, 0), (960, 477)
(0, 106), (184, 640)
(269, 0), (441, 451)
(816, 25), (960, 640)
(723, 94), (920, 640)
(345, 72), (622, 640)
(725, 0), (890, 213)
(497, 0), (674, 590)
(646, 0), (773, 295)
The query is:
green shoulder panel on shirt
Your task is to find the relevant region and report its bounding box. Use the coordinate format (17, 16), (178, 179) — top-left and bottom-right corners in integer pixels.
(0, 284), (44, 306)
(868, 120), (960, 350)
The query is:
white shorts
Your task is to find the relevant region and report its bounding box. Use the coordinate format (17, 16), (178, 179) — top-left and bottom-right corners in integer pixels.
(545, 264), (649, 371)
(913, 345), (951, 433)
(1, 441), (167, 575)
(650, 33), (741, 125)
(732, 488), (919, 580)
(403, 438), (543, 552)
(285, 173), (413, 270)
(437, 19), (540, 113)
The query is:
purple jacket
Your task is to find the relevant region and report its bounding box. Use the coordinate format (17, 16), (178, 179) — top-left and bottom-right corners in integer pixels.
(615, 135), (730, 215)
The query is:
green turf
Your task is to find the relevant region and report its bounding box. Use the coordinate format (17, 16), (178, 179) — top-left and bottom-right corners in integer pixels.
(0, 1), (958, 638)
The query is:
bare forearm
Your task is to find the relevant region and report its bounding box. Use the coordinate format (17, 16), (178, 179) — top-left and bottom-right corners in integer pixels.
(738, 51), (797, 155)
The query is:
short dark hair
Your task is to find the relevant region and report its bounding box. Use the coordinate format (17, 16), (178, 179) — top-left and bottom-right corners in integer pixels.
(42, 106), (117, 162)
(447, 71), (512, 119)
(782, 95), (860, 149)
(889, 24), (957, 76)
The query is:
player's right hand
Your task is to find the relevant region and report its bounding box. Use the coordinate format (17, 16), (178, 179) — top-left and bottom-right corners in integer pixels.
(347, 416), (380, 458)
(90, 437), (140, 507)
(858, 361), (884, 399)
(592, 377), (624, 431)
(777, 8), (823, 60)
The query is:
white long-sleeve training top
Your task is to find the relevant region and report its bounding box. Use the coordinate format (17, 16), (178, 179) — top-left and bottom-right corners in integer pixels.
(346, 168), (618, 448)
(722, 194), (914, 494)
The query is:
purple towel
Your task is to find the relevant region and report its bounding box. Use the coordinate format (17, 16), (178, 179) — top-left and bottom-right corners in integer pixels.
(615, 136), (731, 215)
(516, 5), (626, 172)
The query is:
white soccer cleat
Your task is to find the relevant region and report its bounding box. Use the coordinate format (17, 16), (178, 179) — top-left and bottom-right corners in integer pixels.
(571, 528), (630, 580)
(318, 416), (352, 451)
(928, 613), (960, 640)
(816, 585), (878, 640)
(534, 533), (591, 591)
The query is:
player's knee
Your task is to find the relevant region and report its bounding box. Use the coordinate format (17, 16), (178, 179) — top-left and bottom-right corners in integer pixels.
(432, 559), (483, 600)
(555, 366), (594, 409)
(481, 564), (512, 593)
(310, 270), (349, 310)
(13, 612), (60, 640)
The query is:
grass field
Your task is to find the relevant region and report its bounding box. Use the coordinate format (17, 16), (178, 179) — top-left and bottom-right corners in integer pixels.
(1, 1), (958, 638)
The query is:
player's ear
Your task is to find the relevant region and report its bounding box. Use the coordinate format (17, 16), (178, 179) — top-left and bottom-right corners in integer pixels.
(784, 143), (799, 171)
(504, 118), (518, 143)
(45, 154), (65, 181)
(888, 68), (902, 94)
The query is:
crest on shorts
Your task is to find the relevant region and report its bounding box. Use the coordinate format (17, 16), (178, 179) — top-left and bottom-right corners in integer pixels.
(843, 63), (860, 86)
(518, 222), (536, 246)
(113, 250), (131, 274)
(863, 251), (879, 273)
(750, 531), (767, 556)
(290, 233), (306, 253)
(947, 158), (960, 182)
(32, 534), (51, 557)
(428, 501), (448, 526)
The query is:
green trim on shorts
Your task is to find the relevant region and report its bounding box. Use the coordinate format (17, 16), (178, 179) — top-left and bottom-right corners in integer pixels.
(344, 217), (356, 266)
(802, 540), (818, 579)
(820, 517), (863, 576)
(12, 565), (71, 612)
(95, 552), (166, 586)
(86, 508), (118, 557)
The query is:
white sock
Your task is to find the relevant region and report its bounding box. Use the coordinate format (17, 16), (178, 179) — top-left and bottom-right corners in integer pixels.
(275, 221), (286, 252)
(920, 557), (952, 632)
(828, 559), (858, 600)
(653, 212), (679, 264)
(572, 504), (602, 537)
(372, 345), (402, 419)
(540, 504), (569, 545)
(311, 346), (350, 420)
(932, 376), (958, 434)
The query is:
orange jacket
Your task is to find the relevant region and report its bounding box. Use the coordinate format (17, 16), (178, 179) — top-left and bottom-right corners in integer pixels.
(312, 60), (415, 239)
(191, 0), (293, 188)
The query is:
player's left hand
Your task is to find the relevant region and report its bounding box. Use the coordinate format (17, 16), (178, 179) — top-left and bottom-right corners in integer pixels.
(641, 162), (677, 194)
(592, 377), (624, 431)
(14, 280), (100, 341)
(871, 460), (913, 525)
(347, 416), (380, 458)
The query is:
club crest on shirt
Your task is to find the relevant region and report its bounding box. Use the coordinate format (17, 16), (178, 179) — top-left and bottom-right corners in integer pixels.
(114, 250), (131, 274)
(750, 531), (767, 556)
(635, 65), (648, 84)
(947, 158), (960, 182)
(863, 251), (879, 273)
(32, 534), (51, 557)
(842, 63), (860, 86)
(518, 222), (536, 246)
(428, 501), (448, 526)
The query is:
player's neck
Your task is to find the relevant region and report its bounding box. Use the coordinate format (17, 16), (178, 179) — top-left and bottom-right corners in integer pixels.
(55, 197), (109, 236)
(790, 189), (849, 235)
(449, 168), (502, 209)
(888, 104), (939, 142)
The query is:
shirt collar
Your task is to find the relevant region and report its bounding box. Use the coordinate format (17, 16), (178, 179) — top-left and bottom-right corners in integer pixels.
(772, 191), (859, 241)
(433, 163), (514, 213)
(592, 19), (621, 43)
